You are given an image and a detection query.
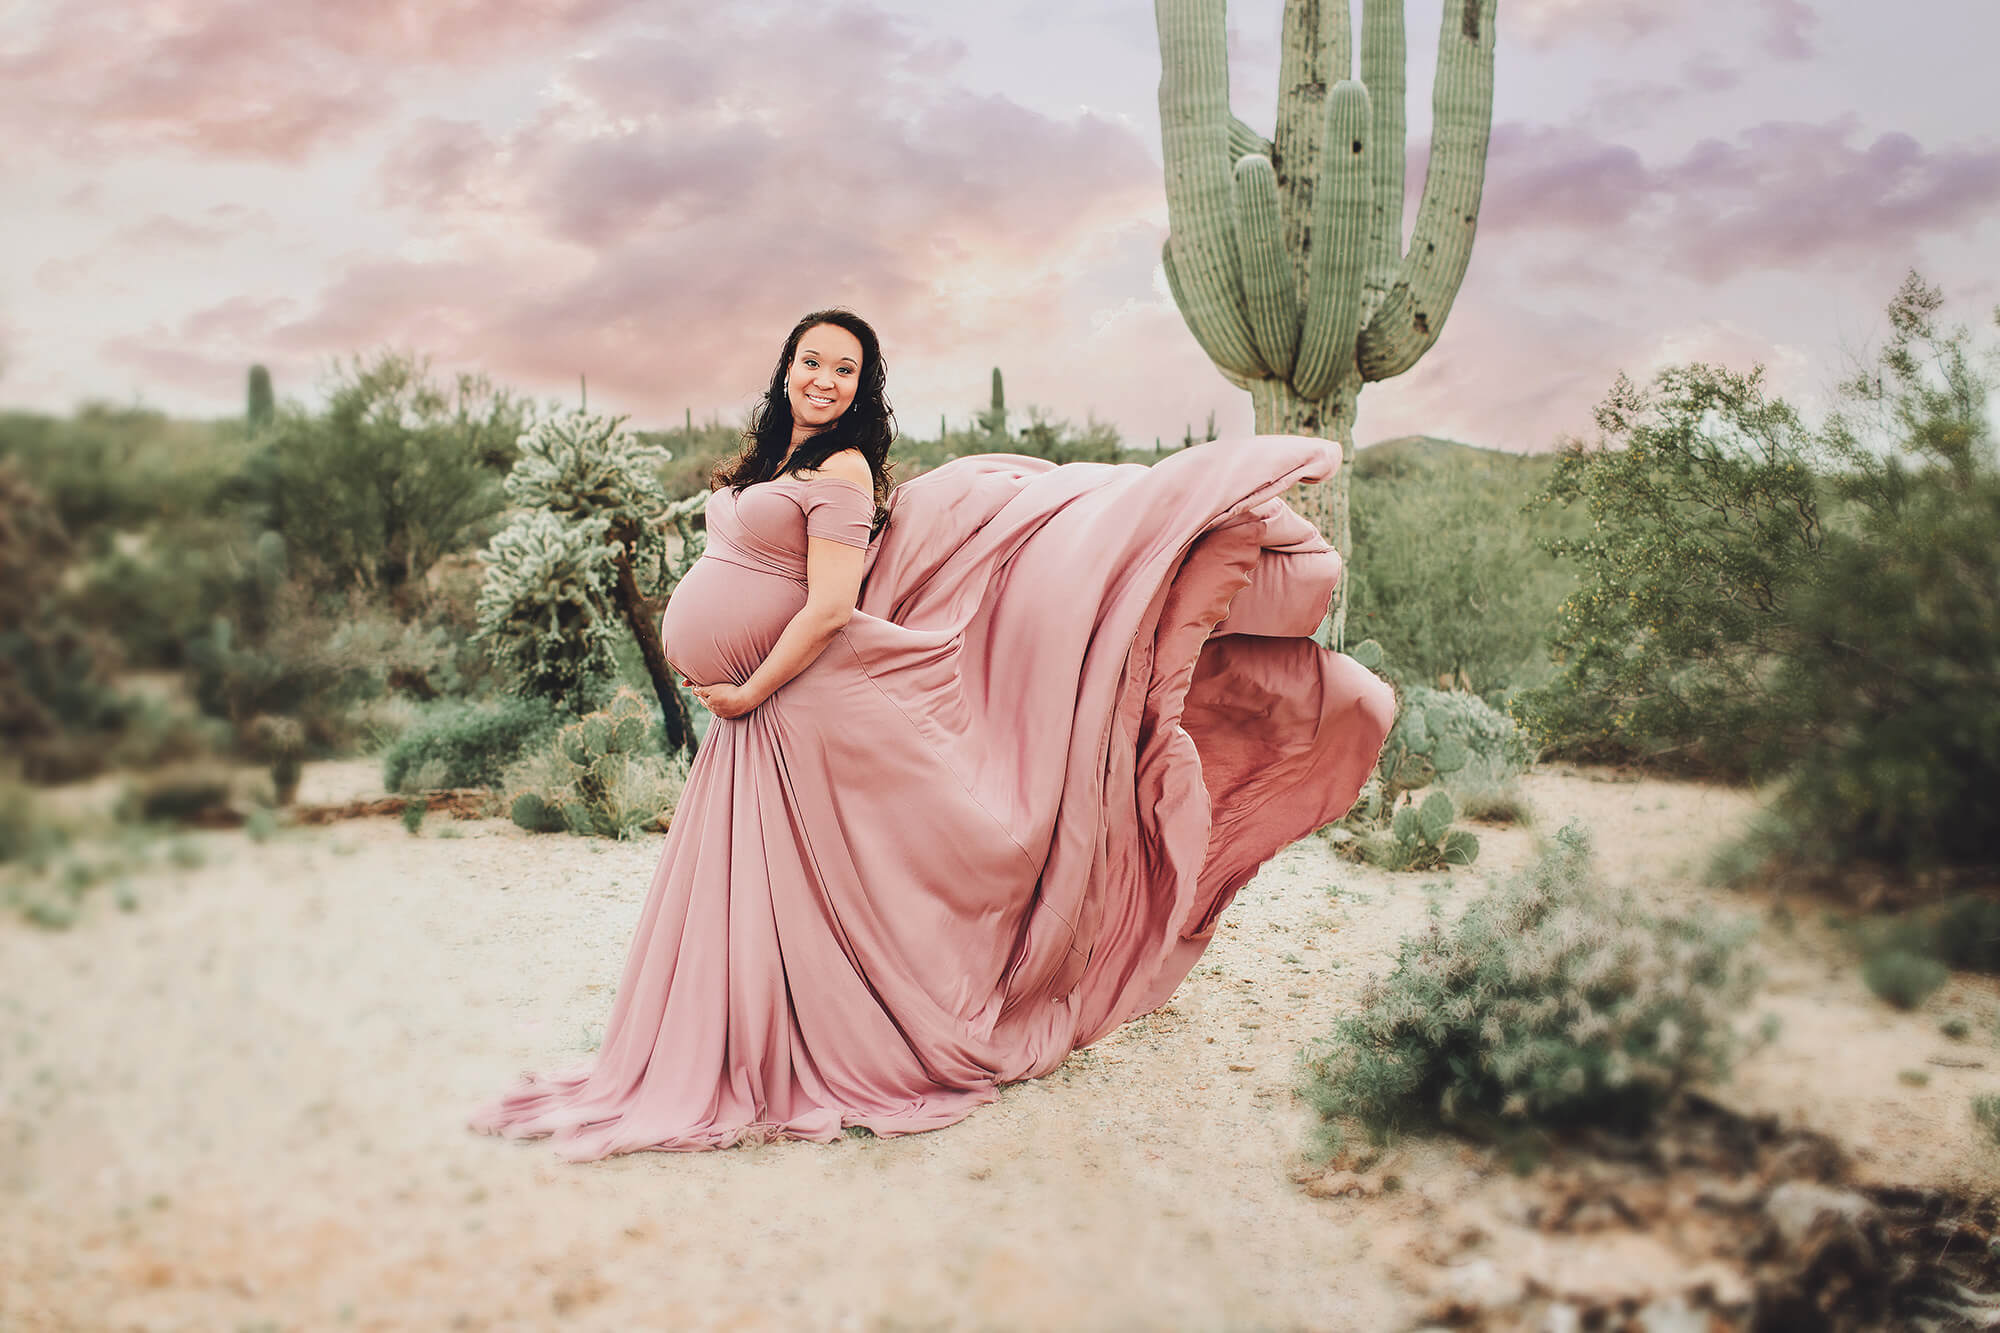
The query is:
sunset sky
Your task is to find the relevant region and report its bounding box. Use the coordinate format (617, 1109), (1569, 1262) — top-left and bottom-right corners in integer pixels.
(4, 0), (1996, 453)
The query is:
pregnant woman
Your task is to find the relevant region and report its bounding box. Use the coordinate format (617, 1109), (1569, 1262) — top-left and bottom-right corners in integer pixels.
(469, 308), (1395, 1160)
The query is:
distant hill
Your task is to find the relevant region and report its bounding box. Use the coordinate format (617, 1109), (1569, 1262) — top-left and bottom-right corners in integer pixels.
(1353, 434), (1555, 483)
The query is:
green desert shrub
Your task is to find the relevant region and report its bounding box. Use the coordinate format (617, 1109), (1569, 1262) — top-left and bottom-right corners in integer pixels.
(183, 608), (378, 753)
(1861, 949), (1948, 1011)
(1929, 897), (2000, 974)
(1513, 362), (1827, 777)
(118, 765), (235, 825)
(478, 408), (701, 751)
(0, 460), (145, 781)
(1445, 753), (1534, 826)
(239, 351), (527, 594)
(0, 780), (66, 868)
(1973, 1094), (2000, 1148)
(1522, 275), (1999, 896)
(0, 402), (247, 543)
(500, 688), (688, 838)
(1858, 896), (2000, 977)
(1345, 439), (1575, 694)
(67, 516), (279, 672)
(1763, 441), (2000, 876)
(1300, 822), (1761, 1150)
(103, 693), (232, 771)
(380, 694), (563, 793)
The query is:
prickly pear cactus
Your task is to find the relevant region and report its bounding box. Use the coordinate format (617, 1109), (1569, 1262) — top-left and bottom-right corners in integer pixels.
(1332, 638), (1481, 869)
(527, 688), (683, 839)
(509, 791), (566, 834)
(1375, 789), (1479, 868)
(1376, 696), (1470, 808)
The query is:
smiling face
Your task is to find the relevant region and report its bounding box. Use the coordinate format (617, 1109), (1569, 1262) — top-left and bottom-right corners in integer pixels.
(785, 322), (864, 442)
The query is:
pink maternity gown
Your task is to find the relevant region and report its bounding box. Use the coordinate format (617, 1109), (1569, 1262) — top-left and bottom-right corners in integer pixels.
(469, 434), (1395, 1159)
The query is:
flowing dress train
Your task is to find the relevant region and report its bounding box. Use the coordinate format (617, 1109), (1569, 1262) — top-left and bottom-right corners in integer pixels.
(468, 434), (1395, 1159)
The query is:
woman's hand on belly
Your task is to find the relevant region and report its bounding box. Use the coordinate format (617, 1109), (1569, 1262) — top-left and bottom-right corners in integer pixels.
(687, 680), (758, 718)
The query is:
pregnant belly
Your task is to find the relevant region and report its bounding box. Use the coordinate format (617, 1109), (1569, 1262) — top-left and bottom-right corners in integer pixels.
(659, 554), (807, 685)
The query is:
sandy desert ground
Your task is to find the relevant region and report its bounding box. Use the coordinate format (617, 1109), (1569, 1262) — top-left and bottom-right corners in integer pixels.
(2, 762), (1994, 1331)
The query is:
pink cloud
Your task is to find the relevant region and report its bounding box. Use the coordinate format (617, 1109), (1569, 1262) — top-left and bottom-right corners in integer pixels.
(1661, 121), (2000, 280)
(1508, 0), (1672, 47)
(111, 216), (232, 250)
(0, 0), (634, 161)
(1469, 118), (2000, 283)
(1759, 0), (1818, 60)
(102, 5), (1164, 429)
(1510, 0), (1814, 59)
(1480, 124), (1652, 232)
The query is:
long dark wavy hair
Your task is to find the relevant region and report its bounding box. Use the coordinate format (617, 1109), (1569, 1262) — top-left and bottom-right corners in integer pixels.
(712, 308), (897, 532)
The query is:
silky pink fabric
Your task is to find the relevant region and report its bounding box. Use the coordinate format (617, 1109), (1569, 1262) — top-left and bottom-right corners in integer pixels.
(469, 434), (1395, 1159)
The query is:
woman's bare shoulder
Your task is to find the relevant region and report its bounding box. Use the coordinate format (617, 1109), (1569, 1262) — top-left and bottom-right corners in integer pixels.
(800, 448), (871, 486)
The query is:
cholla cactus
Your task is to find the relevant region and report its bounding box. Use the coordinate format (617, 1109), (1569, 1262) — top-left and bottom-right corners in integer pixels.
(483, 410), (699, 750)
(474, 509), (622, 713)
(1156, 0), (1499, 644)
(660, 489), (710, 588)
(504, 410), (670, 530)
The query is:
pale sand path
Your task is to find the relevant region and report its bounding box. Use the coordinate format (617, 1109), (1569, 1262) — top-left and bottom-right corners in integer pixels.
(1, 766), (1991, 1331)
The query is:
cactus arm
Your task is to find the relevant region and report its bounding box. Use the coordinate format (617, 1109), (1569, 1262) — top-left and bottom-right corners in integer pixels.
(1292, 80), (1372, 401)
(1163, 239), (1255, 392)
(1156, 0), (1268, 379)
(1360, 0), (1407, 307)
(1228, 115), (1272, 163)
(1232, 154), (1301, 378)
(1357, 0), (1496, 382)
(1274, 0), (1351, 266)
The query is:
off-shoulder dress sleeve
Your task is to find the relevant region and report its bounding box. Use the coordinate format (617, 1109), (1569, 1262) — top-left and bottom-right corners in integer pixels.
(796, 479), (874, 548)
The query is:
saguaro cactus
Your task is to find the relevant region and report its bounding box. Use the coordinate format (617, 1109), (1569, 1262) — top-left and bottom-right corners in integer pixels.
(245, 364), (274, 433)
(981, 367), (1009, 443)
(1156, 0), (1498, 645)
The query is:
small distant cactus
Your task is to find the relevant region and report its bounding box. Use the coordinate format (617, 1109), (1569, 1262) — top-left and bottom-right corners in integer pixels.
(246, 364), (274, 432)
(249, 713), (305, 806)
(980, 367), (1008, 443)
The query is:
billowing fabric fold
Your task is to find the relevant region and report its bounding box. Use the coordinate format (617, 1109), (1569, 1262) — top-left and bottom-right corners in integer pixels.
(470, 435), (1395, 1159)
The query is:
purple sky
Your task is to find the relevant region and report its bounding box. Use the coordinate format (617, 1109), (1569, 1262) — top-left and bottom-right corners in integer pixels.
(4, 0), (1996, 452)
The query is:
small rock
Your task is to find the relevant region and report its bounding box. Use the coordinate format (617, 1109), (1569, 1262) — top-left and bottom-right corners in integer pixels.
(1764, 1181), (1877, 1250)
